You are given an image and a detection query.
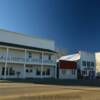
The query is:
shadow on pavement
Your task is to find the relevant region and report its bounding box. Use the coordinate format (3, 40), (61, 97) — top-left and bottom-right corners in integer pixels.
(0, 78), (100, 87)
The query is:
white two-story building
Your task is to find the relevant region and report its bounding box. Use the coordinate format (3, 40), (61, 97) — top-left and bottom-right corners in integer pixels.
(57, 51), (96, 80)
(0, 29), (56, 79)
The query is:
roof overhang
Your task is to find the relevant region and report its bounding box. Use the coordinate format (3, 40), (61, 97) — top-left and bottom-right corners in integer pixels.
(0, 42), (56, 53)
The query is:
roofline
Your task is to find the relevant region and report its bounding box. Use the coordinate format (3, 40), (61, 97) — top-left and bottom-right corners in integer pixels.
(0, 42), (56, 54)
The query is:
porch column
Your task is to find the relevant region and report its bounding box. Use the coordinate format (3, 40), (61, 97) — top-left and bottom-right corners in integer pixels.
(54, 65), (57, 79)
(4, 47), (9, 79)
(41, 52), (44, 78)
(23, 49), (27, 79)
(54, 55), (57, 79)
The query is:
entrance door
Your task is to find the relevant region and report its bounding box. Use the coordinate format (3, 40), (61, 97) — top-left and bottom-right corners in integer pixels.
(89, 71), (95, 79)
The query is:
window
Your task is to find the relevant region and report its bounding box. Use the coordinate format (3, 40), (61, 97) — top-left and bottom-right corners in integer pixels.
(46, 69), (50, 75)
(72, 69), (75, 75)
(9, 68), (15, 75)
(2, 67), (5, 75)
(6, 68), (9, 75)
(82, 71), (87, 75)
(28, 52), (32, 58)
(62, 70), (66, 75)
(26, 69), (29, 73)
(36, 68), (41, 75)
(48, 55), (51, 60)
(87, 62), (90, 68)
(26, 69), (32, 73)
(42, 71), (45, 75)
(91, 62), (94, 67)
(40, 54), (42, 59)
(82, 61), (86, 66)
(30, 69), (33, 72)
(42, 68), (50, 76)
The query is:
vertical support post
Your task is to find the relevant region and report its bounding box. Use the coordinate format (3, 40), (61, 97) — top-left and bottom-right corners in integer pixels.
(54, 65), (57, 79)
(23, 49), (27, 79)
(4, 47), (9, 79)
(41, 52), (44, 78)
(54, 54), (57, 79)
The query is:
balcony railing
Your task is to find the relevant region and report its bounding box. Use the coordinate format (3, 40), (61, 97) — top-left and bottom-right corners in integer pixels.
(26, 58), (42, 64)
(7, 56), (25, 62)
(43, 60), (56, 65)
(0, 55), (6, 61)
(0, 55), (56, 65)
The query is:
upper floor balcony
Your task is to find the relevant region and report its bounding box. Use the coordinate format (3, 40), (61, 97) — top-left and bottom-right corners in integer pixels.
(7, 56), (25, 63)
(0, 55), (56, 65)
(26, 58), (42, 64)
(43, 60), (56, 65)
(0, 46), (56, 65)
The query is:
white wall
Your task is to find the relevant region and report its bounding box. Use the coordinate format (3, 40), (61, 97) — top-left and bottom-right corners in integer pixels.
(0, 47), (6, 56)
(80, 51), (95, 61)
(79, 51), (96, 70)
(59, 69), (77, 79)
(0, 29), (55, 51)
(8, 48), (25, 57)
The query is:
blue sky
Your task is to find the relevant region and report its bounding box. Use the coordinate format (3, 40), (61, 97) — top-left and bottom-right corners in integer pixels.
(0, 0), (99, 53)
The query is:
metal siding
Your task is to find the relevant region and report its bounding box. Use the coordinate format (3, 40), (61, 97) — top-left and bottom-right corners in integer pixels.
(59, 60), (77, 69)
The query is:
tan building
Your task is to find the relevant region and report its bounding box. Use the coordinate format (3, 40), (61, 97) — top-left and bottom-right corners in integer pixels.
(95, 52), (100, 77)
(57, 51), (96, 79)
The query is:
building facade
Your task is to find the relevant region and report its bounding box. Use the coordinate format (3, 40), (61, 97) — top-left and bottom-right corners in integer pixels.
(0, 29), (56, 79)
(77, 51), (96, 79)
(58, 60), (77, 79)
(57, 51), (96, 79)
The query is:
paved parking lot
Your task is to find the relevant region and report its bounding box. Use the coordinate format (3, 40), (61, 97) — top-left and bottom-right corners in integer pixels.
(0, 79), (100, 100)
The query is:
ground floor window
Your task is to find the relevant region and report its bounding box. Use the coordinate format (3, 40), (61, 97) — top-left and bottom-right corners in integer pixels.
(1, 67), (15, 76)
(42, 67), (50, 76)
(46, 68), (50, 75)
(26, 69), (33, 73)
(1, 67), (5, 76)
(9, 67), (15, 75)
(36, 68), (41, 75)
(81, 70), (87, 75)
(72, 69), (76, 75)
(62, 69), (66, 75)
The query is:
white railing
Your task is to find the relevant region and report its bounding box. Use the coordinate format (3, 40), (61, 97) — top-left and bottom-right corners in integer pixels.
(0, 55), (6, 61)
(43, 60), (56, 65)
(26, 58), (42, 64)
(0, 55), (56, 65)
(7, 56), (25, 62)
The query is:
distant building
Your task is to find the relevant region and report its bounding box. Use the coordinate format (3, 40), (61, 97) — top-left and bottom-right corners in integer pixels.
(56, 48), (68, 58)
(57, 51), (96, 79)
(0, 29), (57, 79)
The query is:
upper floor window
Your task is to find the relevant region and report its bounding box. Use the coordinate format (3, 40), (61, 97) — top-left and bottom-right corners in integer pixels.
(72, 69), (76, 75)
(40, 54), (42, 59)
(91, 62), (94, 67)
(82, 61), (86, 66)
(87, 61), (90, 68)
(28, 52), (32, 58)
(48, 55), (51, 60)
